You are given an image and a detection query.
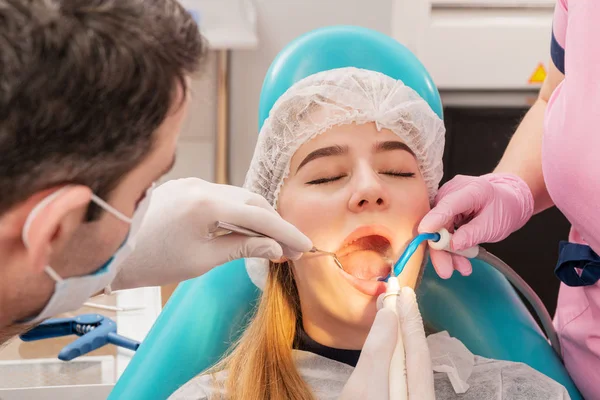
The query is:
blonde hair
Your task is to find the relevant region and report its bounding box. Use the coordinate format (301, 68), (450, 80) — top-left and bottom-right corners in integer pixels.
(208, 261), (315, 400)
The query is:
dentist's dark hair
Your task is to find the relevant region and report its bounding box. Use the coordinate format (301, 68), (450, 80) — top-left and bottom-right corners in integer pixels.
(0, 0), (206, 216)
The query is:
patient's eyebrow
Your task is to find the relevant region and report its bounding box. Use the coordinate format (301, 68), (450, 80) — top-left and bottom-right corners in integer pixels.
(374, 141), (415, 156)
(296, 145), (348, 172)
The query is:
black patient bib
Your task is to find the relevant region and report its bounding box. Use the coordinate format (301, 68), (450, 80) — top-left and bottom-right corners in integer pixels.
(295, 326), (361, 367)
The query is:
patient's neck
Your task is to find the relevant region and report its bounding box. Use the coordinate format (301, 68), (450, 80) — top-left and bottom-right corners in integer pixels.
(302, 315), (369, 350)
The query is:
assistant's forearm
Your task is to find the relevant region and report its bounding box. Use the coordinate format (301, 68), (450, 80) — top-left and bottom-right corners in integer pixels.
(494, 98), (553, 214)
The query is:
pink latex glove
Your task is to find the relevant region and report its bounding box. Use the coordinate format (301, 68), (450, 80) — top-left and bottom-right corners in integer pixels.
(418, 173), (534, 279)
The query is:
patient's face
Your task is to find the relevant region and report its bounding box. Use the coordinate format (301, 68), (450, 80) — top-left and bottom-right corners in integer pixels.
(277, 122), (430, 349)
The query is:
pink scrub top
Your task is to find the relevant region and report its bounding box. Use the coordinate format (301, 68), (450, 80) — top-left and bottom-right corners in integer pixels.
(543, 1), (600, 398)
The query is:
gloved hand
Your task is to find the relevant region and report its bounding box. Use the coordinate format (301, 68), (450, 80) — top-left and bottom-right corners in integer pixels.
(418, 173), (534, 278)
(339, 287), (435, 400)
(109, 178), (313, 291)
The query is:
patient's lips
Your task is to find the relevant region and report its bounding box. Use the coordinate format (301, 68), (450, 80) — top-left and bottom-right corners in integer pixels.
(335, 225), (395, 296)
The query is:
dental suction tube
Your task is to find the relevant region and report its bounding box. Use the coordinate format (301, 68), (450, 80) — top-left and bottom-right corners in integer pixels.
(475, 249), (561, 357)
(428, 229), (561, 357)
(389, 228), (561, 357)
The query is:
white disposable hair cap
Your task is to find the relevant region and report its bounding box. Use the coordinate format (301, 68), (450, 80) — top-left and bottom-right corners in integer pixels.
(243, 67), (445, 209)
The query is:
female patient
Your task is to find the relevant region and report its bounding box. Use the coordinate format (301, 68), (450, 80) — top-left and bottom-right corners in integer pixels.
(171, 68), (569, 399)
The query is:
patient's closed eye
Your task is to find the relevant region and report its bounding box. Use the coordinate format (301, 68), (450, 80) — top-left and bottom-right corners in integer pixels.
(306, 174), (347, 185)
(306, 170), (415, 185)
(380, 170), (415, 178)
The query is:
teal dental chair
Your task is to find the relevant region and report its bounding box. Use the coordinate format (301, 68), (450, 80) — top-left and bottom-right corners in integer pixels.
(109, 26), (582, 400)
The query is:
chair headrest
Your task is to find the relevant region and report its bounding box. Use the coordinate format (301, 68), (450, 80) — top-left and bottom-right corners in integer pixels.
(258, 25), (443, 132)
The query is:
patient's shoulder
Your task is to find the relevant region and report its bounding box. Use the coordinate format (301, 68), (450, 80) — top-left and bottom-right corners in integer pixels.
(168, 370), (228, 400)
(427, 332), (570, 399)
(469, 357), (569, 399)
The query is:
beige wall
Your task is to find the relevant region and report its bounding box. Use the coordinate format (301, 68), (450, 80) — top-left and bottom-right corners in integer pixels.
(162, 51), (218, 184)
(165, 2), (393, 185)
(228, 0), (393, 186)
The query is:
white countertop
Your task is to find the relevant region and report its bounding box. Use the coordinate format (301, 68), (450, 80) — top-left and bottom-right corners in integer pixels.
(0, 287), (163, 400)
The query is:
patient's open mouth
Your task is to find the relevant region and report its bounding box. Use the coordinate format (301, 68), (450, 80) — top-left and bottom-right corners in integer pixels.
(334, 226), (395, 294)
(338, 234), (392, 257)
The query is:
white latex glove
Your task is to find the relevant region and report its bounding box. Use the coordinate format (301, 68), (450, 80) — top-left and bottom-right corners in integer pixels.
(109, 178), (312, 291)
(339, 287), (435, 400)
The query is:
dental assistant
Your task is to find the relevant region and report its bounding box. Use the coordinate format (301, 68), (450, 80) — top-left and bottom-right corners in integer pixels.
(0, 0), (311, 340)
(419, 0), (600, 397)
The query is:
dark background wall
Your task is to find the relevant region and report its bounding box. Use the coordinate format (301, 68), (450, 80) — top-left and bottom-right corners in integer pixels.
(442, 106), (571, 315)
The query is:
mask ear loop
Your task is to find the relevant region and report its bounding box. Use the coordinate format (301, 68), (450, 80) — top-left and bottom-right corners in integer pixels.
(21, 187), (75, 283)
(87, 190), (150, 305)
(21, 188), (134, 284)
(90, 194), (133, 224)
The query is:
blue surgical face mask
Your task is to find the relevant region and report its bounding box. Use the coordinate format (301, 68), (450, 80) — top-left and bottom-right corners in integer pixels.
(21, 184), (154, 323)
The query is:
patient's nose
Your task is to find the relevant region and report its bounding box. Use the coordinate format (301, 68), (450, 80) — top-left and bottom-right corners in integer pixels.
(348, 169), (390, 213)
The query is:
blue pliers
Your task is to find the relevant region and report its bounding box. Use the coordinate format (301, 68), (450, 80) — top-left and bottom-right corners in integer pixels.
(20, 314), (141, 361)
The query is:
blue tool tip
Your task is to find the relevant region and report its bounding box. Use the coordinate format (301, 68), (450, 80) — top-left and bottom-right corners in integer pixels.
(383, 232), (442, 280)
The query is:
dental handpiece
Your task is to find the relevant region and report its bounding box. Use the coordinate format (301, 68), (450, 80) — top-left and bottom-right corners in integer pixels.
(384, 270), (409, 400)
(209, 221), (344, 269)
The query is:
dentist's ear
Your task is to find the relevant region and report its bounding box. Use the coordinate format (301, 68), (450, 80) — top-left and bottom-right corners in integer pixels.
(21, 186), (92, 273)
